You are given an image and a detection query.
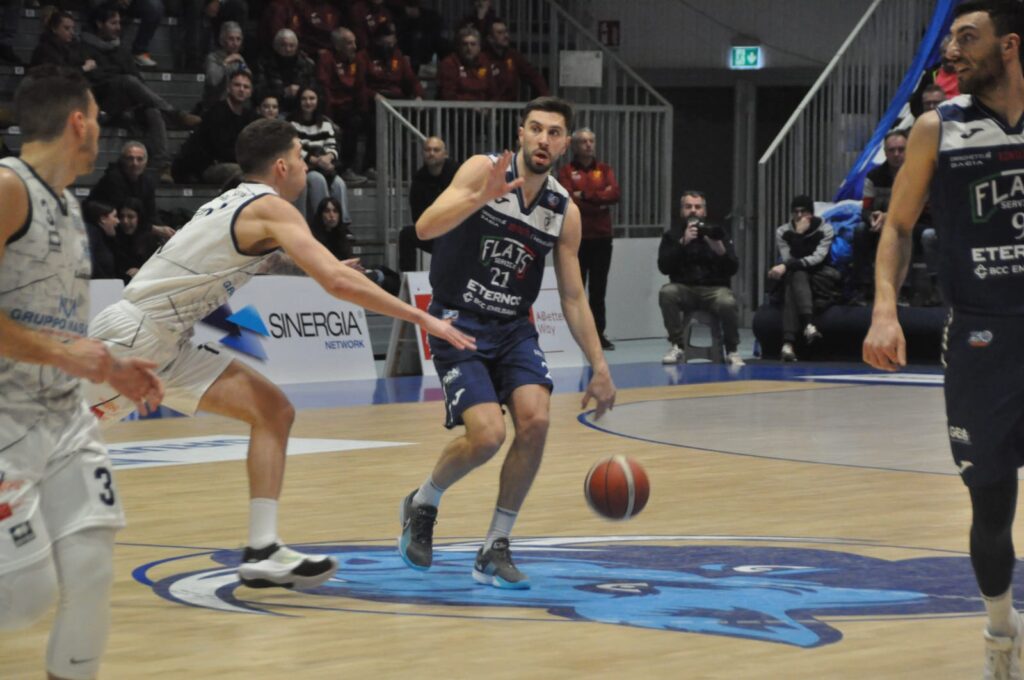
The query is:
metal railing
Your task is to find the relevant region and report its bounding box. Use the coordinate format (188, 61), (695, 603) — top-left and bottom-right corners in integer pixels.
(755, 0), (937, 301)
(430, 0), (668, 107)
(375, 99), (672, 269)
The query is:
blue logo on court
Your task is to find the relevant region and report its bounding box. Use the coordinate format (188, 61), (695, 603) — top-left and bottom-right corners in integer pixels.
(200, 304), (269, 360)
(134, 536), (993, 648)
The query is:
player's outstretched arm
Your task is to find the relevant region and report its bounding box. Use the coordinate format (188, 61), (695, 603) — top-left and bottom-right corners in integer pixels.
(238, 197), (477, 350)
(863, 111), (939, 372)
(554, 203), (616, 418)
(415, 151), (525, 240)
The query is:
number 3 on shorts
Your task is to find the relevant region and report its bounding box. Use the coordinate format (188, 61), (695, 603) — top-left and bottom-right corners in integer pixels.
(93, 466), (116, 506)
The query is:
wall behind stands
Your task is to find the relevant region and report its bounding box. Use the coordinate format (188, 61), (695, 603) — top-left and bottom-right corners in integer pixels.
(585, 0), (875, 79)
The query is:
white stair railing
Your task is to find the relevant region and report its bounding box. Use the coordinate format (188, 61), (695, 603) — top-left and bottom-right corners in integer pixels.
(756, 0), (937, 300)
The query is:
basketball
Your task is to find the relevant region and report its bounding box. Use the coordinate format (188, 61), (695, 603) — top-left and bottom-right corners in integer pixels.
(584, 456), (650, 520)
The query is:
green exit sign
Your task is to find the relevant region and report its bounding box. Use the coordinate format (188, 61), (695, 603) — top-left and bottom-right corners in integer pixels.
(730, 46), (763, 70)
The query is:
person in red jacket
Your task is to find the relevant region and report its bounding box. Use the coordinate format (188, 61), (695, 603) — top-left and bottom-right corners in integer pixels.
(484, 17), (549, 102)
(557, 127), (620, 350)
(349, 0), (393, 50)
(437, 26), (497, 101)
(360, 21), (423, 178)
(317, 26), (369, 184)
(295, 0), (342, 54)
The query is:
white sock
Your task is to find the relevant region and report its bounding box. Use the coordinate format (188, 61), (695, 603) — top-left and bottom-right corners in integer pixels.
(984, 588), (1018, 637)
(413, 476), (445, 508)
(483, 506), (518, 551)
(248, 498), (278, 550)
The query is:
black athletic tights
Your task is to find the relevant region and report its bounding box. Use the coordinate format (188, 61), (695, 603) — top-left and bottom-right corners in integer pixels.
(970, 474), (1019, 597)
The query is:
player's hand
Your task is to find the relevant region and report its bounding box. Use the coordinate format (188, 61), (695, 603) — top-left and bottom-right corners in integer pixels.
(582, 369), (616, 419)
(422, 317), (476, 351)
(863, 314), (906, 371)
(58, 338), (114, 383)
(108, 357), (164, 416)
(478, 151), (524, 204)
(341, 257), (366, 273)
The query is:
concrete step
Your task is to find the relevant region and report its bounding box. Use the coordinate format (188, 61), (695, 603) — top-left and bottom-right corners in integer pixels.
(0, 64), (205, 112)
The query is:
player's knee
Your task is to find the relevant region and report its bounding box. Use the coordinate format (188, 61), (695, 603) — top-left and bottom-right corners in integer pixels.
(250, 386), (295, 432)
(467, 422), (506, 462)
(0, 559), (58, 630)
(514, 410), (549, 447)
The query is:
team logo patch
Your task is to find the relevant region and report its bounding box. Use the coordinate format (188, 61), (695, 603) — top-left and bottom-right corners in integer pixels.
(9, 520), (35, 547)
(968, 330), (993, 348)
(136, 536), (991, 648)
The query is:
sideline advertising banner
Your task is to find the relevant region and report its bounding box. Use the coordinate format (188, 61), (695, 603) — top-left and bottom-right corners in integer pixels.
(186, 276), (377, 384)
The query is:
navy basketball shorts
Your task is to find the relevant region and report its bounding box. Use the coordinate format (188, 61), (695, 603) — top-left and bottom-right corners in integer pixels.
(428, 306), (554, 429)
(943, 310), (1024, 487)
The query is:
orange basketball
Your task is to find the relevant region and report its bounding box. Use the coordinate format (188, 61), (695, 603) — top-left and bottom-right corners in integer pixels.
(584, 456), (650, 520)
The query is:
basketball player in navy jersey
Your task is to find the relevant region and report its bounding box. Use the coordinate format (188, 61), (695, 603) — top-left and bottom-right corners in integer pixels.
(0, 66), (163, 680)
(864, 2), (1024, 676)
(398, 96), (616, 589)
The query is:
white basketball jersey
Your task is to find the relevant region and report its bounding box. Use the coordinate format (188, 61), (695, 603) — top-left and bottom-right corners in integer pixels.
(123, 182), (280, 335)
(0, 157), (90, 438)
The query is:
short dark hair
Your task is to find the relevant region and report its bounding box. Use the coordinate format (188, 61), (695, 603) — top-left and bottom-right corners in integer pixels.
(680, 190), (707, 203)
(235, 118), (298, 174)
(90, 2), (120, 28)
(884, 129), (909, 145)
(922, 82), (946, 97)
(954, 0), (1024, 37)
(14, 65), (93, 143)
(229, 69), (253, 85)
(520, 96), (574, 131)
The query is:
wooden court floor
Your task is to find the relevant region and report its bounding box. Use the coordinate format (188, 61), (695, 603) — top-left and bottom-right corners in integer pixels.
(1, 379), (1003, 679)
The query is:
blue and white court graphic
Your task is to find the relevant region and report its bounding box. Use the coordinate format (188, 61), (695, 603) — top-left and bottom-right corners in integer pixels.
(134, 535), (993, 648)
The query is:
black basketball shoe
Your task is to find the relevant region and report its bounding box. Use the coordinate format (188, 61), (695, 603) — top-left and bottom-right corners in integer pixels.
(472, 538), (531, 589)
(398, 490), (437, 570)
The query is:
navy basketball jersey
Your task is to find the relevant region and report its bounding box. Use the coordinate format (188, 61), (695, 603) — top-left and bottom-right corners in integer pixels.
(428, 153), (571, 320)
(932, 95), (1024, 314)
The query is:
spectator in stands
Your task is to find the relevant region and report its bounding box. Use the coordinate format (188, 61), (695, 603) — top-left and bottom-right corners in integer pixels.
(295, 0), (341, 54)
(853, 129), (906, 302)
(933, 34), (960, 100)
(769, 195), (839, 362)
(438, 26), (497, 102)
(349, 0), (393, 50)
(288, 85), (352, 223)
(657, 190), (743, 367)
(88, 141), (176, 240)
(896, 82), (947, 132)
(0, 0), (22, 65)
(484, 17), (549, 102)
(257, 0), (300, 63)
(311, 196), (355, 261)
(182, 0), (247, 71)
(458, 0), (496, 37)
(173, 69), (258, 185)
(202, 21), (248, 110)
(81, 4), (201, 182)
(255, 28), (315, 114)
(84, 200), (120, 279)
(361, 21), (424, 179)
(399, 135), (454, 270)
(89, 0), (166, 69)
(256, 92), (281, 119)
(114, 197), (165, 280)
(558, 127), (619, 350)
(318, 26), (369, 185)
(31, 9), (93, 72)
(395, 0), (448, 75)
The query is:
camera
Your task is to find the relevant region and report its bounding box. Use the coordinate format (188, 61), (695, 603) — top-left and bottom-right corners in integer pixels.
(687, 217), (723, 241)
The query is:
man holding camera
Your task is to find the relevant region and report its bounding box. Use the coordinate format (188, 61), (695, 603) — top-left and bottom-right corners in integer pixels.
(657, 190), (743, 367)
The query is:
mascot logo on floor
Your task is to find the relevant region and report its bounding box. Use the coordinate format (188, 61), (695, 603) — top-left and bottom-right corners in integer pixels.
(134, 535), (986, 648)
